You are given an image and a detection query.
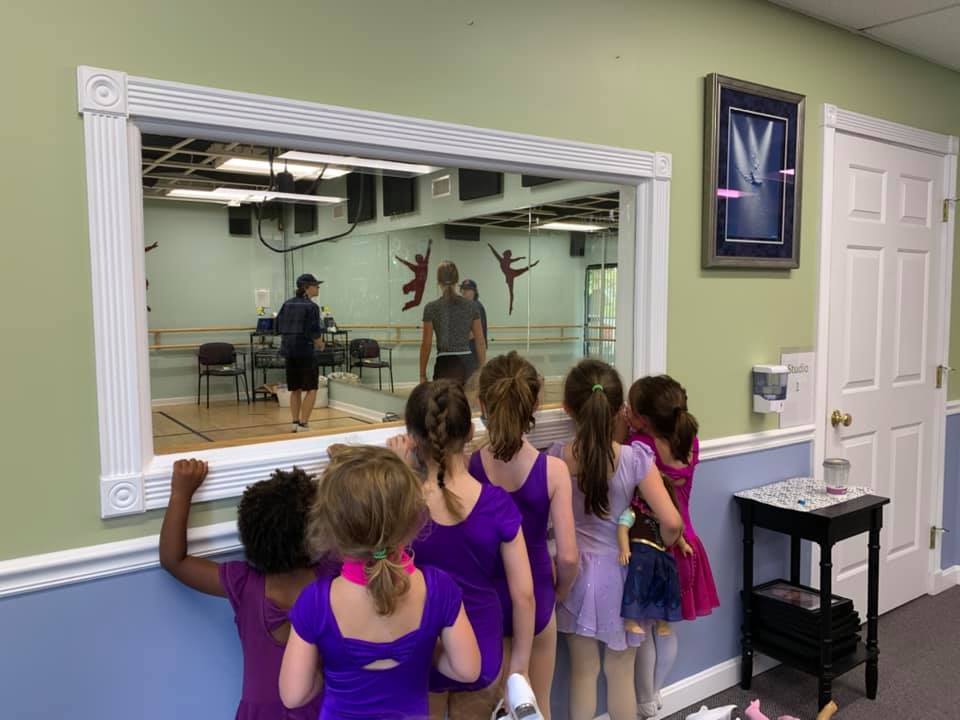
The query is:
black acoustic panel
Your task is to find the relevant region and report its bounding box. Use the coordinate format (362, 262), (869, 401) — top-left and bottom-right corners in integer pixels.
(228, 205), (252, 236)
(521, 175), (561, 188)
(347, 173), (376, 223)
(458, 169), (503, 201)
(294, 203), (317, 234)
(382, 175), (417, 216)
(569, 231), (586, 257)
(444, 224), (481, 242)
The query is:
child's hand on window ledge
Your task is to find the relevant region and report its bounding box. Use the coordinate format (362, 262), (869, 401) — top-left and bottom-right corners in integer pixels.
(171, 459), (209, 499)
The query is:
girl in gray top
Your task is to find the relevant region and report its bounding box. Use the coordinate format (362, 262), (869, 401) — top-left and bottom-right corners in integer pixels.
(420, 261), (486, 385)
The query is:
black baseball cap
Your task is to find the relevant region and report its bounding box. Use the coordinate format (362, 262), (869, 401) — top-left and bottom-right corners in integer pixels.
(460, 279), (478, 291)
(296, 273), (323, 287)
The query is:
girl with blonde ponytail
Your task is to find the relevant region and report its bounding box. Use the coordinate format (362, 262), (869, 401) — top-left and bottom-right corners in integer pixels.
(390, 379), (535, 720)
(472, 351), (578, 719)
(279, 446), (480, 719)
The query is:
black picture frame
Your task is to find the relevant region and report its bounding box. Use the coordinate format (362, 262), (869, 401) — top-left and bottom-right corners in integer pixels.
(703, 74), (805, 269)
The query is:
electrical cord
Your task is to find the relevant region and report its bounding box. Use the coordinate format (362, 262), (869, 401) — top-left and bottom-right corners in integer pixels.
(255, 169), (365, 254)
(255, 148), (364, 253)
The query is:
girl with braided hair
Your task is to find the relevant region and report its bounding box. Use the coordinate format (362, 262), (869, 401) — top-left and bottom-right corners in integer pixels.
(388, 379), (535, 720)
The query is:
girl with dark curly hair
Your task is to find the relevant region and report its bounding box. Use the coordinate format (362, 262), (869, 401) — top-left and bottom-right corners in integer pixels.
(159, 459), (325, 720)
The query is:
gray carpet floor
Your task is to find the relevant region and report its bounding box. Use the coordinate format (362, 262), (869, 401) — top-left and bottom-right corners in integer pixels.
(665, 586), (960, 720)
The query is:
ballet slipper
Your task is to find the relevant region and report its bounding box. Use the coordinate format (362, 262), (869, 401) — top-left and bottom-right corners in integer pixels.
(685, 705), (739, 720)
(816, 700), (838, 720)
(744, 699), (770, 720)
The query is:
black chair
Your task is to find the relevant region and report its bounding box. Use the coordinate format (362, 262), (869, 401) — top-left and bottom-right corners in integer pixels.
(349, 338), (394, 393)
(197, 342), (249, 408)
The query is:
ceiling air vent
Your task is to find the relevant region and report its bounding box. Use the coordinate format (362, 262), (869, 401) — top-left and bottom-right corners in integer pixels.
(432, 174), (452, 199)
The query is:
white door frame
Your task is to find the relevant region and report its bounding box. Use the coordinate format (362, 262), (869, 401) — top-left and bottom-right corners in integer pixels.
(813, 103), (958, 590)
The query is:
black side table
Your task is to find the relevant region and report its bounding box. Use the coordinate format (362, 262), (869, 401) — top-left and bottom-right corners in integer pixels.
(735, 486), (889, 710)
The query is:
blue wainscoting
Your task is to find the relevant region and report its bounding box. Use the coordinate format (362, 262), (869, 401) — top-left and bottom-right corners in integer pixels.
(943, 413), (960, 570)
(1, 441), (811, 720)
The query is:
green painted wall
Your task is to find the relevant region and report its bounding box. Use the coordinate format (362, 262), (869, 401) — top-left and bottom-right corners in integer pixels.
(2, 0), (959, 559)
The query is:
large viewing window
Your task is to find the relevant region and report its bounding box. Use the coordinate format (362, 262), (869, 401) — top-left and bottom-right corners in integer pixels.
(143, 135), (626, 454)
(76, 65), (670, 516)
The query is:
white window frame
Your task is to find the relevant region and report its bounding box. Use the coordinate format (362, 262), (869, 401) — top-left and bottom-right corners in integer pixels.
(77, 65), (672, 518)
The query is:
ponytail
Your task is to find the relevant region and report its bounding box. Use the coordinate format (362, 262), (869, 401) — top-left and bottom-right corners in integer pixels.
(295, 286), (308, 298)
(479, 351), (541, 461)
(563, 359), (623, 517)
(364, 550), (411, 616)
(405, 379), (473, 520)
(628, 375), (699, 463)
(437, 261), (459, 303)
(309, 446), (427, 617)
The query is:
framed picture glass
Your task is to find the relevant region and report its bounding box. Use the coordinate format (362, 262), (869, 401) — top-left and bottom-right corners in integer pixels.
(703, 74), (805, 269)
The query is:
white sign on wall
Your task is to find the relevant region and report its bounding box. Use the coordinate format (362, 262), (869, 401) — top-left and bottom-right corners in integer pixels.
(780, 348), (815, 428)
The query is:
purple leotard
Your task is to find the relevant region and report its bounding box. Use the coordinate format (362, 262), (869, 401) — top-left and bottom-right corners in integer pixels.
(469, 450), (555, 636)
(411, 482), (522, 692)
(288, 566), (463, 719)
(218, 561), (325, 720)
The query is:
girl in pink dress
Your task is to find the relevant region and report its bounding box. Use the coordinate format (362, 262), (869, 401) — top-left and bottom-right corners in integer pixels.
(625, 375), (720, 712)
(159, 460), (327, 720)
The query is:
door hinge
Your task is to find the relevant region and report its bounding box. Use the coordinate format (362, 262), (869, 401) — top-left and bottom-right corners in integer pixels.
(930, 526), (950, 550)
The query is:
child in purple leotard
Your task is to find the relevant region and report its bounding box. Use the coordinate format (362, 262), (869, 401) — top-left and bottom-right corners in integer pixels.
(279, 446), (480, 719)
(471, 351), (578, 719)
(160, 460), (326, 720)
(389, 379), (535, 720)
(548, 360), (683, 720)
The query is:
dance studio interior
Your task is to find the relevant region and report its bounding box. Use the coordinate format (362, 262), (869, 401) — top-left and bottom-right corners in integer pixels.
(2, 1), (960, 720)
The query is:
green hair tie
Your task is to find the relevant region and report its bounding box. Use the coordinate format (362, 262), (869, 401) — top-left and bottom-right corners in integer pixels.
(372, 548), (388, 560)
(592, 384), (604, 393)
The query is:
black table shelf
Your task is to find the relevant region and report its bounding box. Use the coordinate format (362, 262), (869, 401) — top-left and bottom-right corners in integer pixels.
(735, 487), (889, 709)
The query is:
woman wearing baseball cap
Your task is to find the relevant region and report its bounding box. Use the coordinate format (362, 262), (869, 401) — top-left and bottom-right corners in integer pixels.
(460, 279), (487, 378)
(276, 273), (324, 432)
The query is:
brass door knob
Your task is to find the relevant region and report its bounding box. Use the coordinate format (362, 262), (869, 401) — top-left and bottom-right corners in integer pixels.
(831, 410), (853, 428)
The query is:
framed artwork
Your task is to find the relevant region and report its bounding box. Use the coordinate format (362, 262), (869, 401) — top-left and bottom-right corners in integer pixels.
(703, 74), (805, 269)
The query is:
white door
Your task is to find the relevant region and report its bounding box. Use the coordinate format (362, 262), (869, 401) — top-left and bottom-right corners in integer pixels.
(825, 132), (944, 614)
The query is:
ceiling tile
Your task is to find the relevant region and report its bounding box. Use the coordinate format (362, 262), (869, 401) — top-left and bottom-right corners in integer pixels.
(771, 0), (957, 30)
(867, 5), (960, 70)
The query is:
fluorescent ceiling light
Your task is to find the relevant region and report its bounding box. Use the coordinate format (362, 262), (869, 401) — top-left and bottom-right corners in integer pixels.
(166, 188), (345, 205)
(218, 157), (351, 179)
(279, 150), (440, 175)
(537, 221), (609, 232)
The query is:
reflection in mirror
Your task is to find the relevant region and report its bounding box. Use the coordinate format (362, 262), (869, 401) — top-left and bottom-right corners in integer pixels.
(143, 134), (628, 454)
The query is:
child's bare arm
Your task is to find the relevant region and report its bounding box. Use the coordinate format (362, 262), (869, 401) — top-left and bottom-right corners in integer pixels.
(159, 459), (225, 597)
(616, 523), (631, 566)
(279, 628), (324, 708)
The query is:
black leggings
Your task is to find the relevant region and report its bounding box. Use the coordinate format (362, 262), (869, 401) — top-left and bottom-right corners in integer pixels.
(433, 355), (469, 385)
